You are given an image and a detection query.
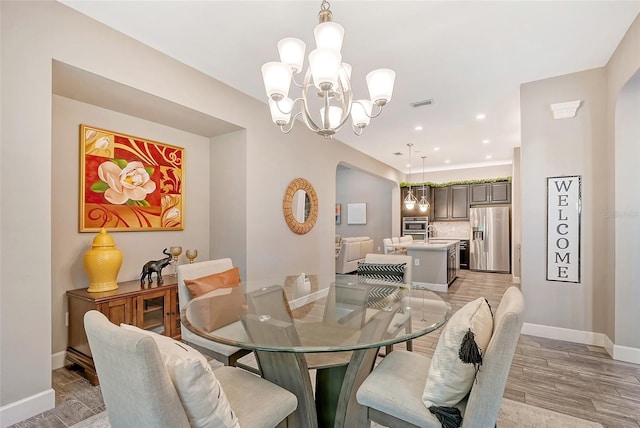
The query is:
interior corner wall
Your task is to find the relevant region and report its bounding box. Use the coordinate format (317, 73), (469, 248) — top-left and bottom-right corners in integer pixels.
(51, 95), (212, 358)
(512, 147), (522, 279)
(415, 164), (513, 183)
(210, 130), (247, 279)
(520, 68), (607, 335)
(609, 13), (640, 351)
(336, 166), (396, 253)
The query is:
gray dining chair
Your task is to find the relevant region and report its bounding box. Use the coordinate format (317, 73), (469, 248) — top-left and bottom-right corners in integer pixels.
(356, 286), (524, 427)
(177, 258), (252, 367)
(84, 310), (297, 428)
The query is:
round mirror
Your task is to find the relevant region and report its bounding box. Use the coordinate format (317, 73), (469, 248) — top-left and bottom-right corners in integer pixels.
(283, 178), (318, 235)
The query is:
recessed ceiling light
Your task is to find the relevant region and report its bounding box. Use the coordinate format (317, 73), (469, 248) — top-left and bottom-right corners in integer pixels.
(482, 139), (490, 144)
(485, 155), (492, 159)
(434, 147), (440, 151)
(476, 114), (486, 120)
(444, 160), (451, 164)
(415, 125), (423, 131)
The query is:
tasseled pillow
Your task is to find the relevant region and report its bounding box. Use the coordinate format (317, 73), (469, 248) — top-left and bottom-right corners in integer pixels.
(422, 297), (494, 428)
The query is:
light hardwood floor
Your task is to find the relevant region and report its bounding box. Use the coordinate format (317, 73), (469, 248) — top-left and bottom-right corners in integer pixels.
(12, 270), (640, 427)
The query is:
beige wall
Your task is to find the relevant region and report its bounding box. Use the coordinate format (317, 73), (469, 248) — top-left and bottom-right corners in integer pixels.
(0, 1), (404, 422)
(520, 12), (640, 355)
(51, 95), (214, 356)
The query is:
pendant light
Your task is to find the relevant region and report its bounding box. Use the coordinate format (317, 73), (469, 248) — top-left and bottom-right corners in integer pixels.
(418, 156), (430, 213)
(404, 143), (417, 210)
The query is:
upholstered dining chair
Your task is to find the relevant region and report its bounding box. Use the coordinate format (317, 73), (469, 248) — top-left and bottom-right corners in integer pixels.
(177, 258), (252, 367)
(361, 253), (414, 354)
(356, 286), (524, 427)
(84, 310), (297, 428)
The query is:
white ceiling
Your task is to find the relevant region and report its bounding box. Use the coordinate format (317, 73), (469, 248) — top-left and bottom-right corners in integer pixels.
(59, 0), (640, 174)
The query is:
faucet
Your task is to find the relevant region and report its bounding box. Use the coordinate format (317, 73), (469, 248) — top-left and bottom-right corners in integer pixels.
(426, 225), (437, 242)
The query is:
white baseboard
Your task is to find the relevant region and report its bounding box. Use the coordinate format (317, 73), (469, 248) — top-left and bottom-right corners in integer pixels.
(0, 388), (55, 428)
(613, 344), (640, 364)
(52, 351), (67, 370)
(522, 323), (640, 363)
(412, 281), (448, 293)
(522, 322), (607, 347)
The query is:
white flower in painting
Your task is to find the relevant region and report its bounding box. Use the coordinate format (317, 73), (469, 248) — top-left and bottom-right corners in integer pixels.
(98, 161), (156, 205)
(95, 136), (110, 149)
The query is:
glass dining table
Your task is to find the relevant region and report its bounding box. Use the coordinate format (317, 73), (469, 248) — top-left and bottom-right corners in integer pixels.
(181, 274), (451, 428)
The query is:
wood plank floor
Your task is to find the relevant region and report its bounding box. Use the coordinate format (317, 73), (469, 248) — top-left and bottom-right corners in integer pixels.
(12, 270), (640, 427)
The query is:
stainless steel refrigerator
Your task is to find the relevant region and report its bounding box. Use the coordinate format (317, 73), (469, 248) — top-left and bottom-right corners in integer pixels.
(469, 206), (510, 272)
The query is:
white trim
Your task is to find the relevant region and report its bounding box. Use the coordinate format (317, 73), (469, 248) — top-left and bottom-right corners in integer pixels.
(550, 100), (582, 119)
(0, 388), (55, 428)
(523, 324), (640, 364)
(512, 275), (521, 284)
(522, 322), (606, 346)
(52, 351), (67, 370)
(613, 344), (640, 364)
(412, 281), (448, 293)
(603, 334), (614, 358)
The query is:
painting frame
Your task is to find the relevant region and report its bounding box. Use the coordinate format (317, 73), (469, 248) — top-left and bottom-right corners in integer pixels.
(347, 202), (367, 225)
(335, 203), (341, 225)
(79, 124), (184, 232)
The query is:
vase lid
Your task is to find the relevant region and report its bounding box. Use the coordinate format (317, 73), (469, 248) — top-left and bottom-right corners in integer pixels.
(92, 228), (116, 248)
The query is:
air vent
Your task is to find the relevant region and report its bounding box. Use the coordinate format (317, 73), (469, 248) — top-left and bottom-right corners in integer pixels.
(410, 98), (434, 108)
(393, 152), (403, 156)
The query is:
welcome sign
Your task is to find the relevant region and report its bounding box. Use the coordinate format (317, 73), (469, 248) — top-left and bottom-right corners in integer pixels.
(547, 176), (581, 283)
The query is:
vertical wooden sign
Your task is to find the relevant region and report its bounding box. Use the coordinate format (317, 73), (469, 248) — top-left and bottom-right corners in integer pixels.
(546, 176), (581, 283)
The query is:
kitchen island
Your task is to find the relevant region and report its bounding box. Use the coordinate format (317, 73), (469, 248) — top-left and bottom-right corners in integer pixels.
(405, 240), (459, 292)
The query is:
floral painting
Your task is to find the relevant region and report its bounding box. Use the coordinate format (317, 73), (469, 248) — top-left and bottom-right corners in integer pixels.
(80, 125), (184, 232)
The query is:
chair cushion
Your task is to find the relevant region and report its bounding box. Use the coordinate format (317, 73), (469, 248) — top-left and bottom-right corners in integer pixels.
(120, 324), (239, 428)
(422, 297), (493, 408)
(357, 262), (406, 283)
(183, 267), (241, 298)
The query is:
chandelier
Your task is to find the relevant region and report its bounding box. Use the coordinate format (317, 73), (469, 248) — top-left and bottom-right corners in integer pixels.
(261, 0), (396, 138)
(418, 156), (430, 213)
(404, 144), (417, 210)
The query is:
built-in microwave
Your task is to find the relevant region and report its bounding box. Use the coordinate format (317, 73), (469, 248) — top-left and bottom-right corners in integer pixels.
(402, 216), (428, 241)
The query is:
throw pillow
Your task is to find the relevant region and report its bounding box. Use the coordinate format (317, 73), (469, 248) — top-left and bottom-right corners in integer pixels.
(357, 262), (406, 283)
(189, 286), (246, 332)
(184, 267), (241, 298)
(422, 297), (493, 425)
(120, 324), (239, 428)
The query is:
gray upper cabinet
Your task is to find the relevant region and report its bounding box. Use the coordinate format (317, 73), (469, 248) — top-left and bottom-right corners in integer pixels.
(450, 185), (470, 220)
(470, 182), (511, 205)
(401, 186), (432, 219)
(433, 185), (469, 221)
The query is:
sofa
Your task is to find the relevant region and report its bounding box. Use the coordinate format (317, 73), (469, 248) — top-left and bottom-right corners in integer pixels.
(335, 236), (374, 274)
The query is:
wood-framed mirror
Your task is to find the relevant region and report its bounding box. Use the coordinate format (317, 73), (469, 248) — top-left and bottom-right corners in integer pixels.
(283, 178), (318, 235)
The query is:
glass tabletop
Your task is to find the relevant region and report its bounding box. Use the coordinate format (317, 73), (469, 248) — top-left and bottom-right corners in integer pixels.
(181, 274), (451, 353)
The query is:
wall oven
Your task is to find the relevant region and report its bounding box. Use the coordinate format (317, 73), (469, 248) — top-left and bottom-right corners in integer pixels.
(402, 216), (428, 241)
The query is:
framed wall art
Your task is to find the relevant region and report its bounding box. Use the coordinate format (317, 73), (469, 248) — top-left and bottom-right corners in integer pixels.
(80, 124), (184, 232)
(347, 202), (367, 225)
(335, 203), (341, 225)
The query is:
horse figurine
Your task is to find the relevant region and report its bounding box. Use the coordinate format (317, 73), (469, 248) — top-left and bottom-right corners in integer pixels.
(140, 248), (172, 285)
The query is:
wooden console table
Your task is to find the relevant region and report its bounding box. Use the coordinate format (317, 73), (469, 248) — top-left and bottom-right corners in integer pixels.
(66, 277), (181, 385)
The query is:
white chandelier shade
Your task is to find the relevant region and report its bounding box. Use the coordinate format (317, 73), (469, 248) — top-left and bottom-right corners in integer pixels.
(261, 0), (395, 138)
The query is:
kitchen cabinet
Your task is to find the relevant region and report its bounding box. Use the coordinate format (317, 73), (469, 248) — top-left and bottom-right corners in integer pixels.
(470, 182), (511, 205)
(432, 185), (469, 221)
(401, 185), (431, 219)
(66, 277), (181, 385)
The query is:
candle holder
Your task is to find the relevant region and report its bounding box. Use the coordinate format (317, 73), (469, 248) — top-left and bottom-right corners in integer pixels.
(169, 246), (182, 275)
(186, 249), (198, 264)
